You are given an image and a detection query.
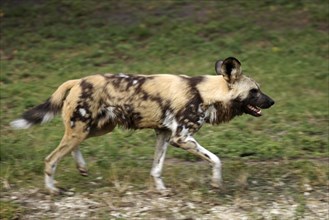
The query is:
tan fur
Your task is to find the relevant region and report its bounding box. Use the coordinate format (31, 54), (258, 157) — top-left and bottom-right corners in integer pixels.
(231, 76), (259, 100)
(50, 79), (80, 107)
(142, 74), (193, 111)
(196, 75), (231, 104)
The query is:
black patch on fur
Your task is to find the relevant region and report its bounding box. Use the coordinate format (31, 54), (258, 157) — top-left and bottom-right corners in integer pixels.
(203, 153), (210, 159)
(70, 80), (94, 131)
(104, 74), (151, 92)
(108, 75), (125, 89)
(102, 74), (165, 129)
(175, 76), (205, 135)
(187, 76), (205, 87)
(120, 104), (143, 129)
(224, 63), (234, 75)
(171, 137), (199, 150)
(126, 111), (142, 129)
(205, 99), (244, 125)
(141, 91), (149, 100)
(99, 104), (142, 130)
(151, 96), (171, 113)
(170, 137), (183, 148)
(95, 106), (108, 121)
(80, 80), (94, 100)
(145, 94), (173, 122)
(126, 76), (147, 91)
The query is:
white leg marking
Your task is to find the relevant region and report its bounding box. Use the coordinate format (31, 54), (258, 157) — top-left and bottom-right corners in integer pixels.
(151, 130), (170, 191)
(172, 135), (223, 188)
(45, 162), (58, 192)
(44, 132), (88, 194)
(196, 143), (222, 186)
(71, 148), (87, 169)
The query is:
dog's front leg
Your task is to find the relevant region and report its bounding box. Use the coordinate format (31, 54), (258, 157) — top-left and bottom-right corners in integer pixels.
(150, 129), (171, 192)
(170, 135), (223, 189)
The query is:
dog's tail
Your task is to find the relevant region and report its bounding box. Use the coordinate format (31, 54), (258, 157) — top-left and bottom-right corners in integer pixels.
(10, 79), (80, 129)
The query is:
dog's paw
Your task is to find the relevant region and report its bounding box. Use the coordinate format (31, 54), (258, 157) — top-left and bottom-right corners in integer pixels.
(158, 188), (173, 197)
(48, 186), (74, 196)
(78, 167), (88, 176)
(211, 179), (225, 191)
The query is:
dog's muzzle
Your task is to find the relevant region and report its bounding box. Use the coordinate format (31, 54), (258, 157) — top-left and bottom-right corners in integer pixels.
(244, 94), (275, 117)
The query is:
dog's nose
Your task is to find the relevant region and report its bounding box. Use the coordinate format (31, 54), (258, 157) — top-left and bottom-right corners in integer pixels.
(270, 99), (275, 106)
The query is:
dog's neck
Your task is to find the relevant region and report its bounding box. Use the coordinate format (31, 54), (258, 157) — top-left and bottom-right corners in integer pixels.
(196, 75), (232, 106)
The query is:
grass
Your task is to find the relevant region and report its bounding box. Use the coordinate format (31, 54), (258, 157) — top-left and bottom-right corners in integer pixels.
(0, 0), (328, 219)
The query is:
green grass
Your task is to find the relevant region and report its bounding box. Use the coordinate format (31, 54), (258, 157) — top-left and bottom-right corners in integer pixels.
(0, 200), (25, 220)
(0, 0), (328, 218)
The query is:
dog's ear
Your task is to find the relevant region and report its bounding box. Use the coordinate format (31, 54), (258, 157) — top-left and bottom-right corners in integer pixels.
(215, 57), (242, 83)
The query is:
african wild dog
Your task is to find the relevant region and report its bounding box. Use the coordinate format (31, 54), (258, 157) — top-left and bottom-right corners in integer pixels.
(11, 57), (274, 194)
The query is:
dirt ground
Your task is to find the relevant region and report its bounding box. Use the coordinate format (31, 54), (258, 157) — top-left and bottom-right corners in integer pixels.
(1, 185), (328, 220)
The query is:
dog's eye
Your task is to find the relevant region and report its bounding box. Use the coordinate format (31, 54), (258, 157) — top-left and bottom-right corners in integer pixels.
(250, 89), (258, 94)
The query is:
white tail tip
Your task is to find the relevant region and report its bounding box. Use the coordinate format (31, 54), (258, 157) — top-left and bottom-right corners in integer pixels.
(10, 119), (32, 129)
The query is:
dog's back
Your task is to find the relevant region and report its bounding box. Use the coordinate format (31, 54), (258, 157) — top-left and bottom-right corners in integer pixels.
(61, 73), (211, 132)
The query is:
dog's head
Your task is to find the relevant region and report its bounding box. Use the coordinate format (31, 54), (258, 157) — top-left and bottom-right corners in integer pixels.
(215, 57), (275, 117)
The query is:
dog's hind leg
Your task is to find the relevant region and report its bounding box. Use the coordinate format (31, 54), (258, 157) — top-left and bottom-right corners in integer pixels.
(44, 123), (88, 195)
(170, 135), (223, 189)
(71, 147), (88, 176)
(150, 129), (171, 192)
(71, 123), (116, 176)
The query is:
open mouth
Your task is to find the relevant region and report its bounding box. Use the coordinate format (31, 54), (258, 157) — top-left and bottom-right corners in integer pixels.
(246, 105), (262, 117)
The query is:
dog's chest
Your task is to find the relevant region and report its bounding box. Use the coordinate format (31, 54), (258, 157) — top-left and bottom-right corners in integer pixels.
(158, 103), (208, 135)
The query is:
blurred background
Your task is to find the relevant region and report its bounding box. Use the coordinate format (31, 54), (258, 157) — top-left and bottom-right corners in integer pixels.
(1, 0), (328, 219)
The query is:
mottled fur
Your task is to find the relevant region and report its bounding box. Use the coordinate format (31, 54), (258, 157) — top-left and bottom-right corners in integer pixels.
(11, 57), (274, 194)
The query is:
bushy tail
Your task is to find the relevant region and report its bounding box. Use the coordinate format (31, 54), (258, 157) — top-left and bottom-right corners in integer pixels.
(10, 79), (80, 129)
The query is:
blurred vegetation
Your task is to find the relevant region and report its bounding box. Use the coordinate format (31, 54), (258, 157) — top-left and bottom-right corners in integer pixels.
(0, 0), (328, 218)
